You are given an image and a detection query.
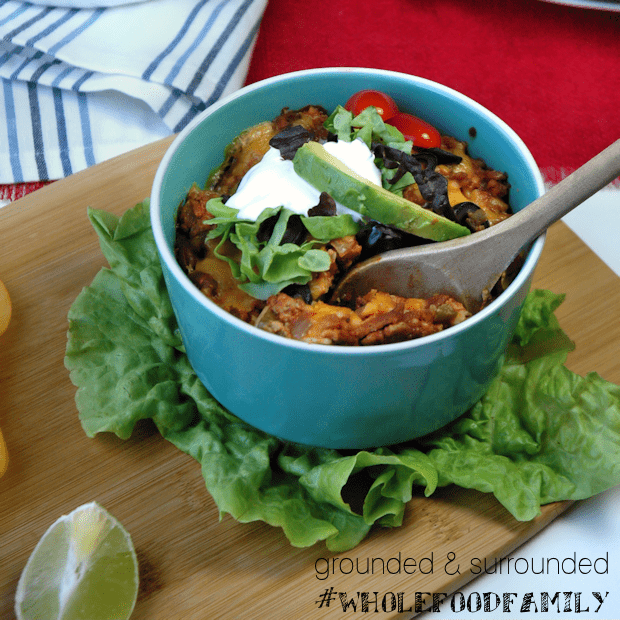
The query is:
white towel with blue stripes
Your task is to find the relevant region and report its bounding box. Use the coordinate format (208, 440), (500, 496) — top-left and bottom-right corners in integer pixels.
(0, 0), (268, 184)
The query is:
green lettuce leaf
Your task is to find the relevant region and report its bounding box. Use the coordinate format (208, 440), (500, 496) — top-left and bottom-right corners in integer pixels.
(421, 297), (620, 520)
(324, 105), (409, 150)
(65, 200), (620, 551)
(203, 199), (361, 300)
(300, 213), (360, 241)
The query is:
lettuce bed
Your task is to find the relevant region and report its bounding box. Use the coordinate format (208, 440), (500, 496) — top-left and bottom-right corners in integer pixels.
(64, 201), (620, 551)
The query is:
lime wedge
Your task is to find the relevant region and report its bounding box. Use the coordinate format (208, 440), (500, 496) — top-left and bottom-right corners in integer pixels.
(15, 502), (139, 620)
(0, 427), (7, 478)
(0, 278), (11, 336)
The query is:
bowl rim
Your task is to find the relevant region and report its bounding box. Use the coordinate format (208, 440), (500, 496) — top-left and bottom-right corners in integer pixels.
(151, 67), (546, 357)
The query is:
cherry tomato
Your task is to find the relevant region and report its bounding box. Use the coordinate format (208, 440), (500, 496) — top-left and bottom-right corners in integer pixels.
(386, 112), (441, 149)
(344, 89), (399, 121)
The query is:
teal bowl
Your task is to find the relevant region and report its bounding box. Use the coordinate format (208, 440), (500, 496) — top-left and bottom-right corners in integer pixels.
(150, 68), (545, 449)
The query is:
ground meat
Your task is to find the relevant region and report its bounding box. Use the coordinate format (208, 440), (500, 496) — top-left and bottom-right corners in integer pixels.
(306, 236), (363, 301)
(255, 290), (470, 346)
(272, 105), (330, 140)
(175, 186), (220, 273)
(308, 248), (339, 301)
(434, 135), (511, 225)
(177, 186), (219, 238)
(329, 234), (362, 269)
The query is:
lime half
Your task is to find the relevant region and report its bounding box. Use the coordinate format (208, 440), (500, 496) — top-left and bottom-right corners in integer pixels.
(15, 502), (139, 620)
(0, 278), (11, 336)
(0, 427), (7, 478)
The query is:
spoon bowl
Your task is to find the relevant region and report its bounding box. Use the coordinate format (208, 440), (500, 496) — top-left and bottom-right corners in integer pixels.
(333, 140), (620, 312)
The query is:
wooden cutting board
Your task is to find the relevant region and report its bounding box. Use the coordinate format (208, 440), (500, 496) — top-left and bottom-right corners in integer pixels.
(1, 137), (619, 619)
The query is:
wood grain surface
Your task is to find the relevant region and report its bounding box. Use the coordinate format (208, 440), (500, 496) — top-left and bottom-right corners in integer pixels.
(1, 136), (619, 619)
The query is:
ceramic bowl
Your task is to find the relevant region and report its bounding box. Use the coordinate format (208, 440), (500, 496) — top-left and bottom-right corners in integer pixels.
(150, 67), (545, 449)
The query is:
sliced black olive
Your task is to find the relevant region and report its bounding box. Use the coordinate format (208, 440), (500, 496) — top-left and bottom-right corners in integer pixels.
(372, 143), (461, 168)
(409, 150), (439, 171)
(417, 173), (453, 219)
(256, 213), (279, 243)
(258, 212), (308, 246)
(415, 146), (462, 165)
(283, 283), (313, 304)
(269, 125), (313, 160)
(452, 202), (490, 232)
(308, 192), (337, 217)
(356, 220), (427, 260)
(373, 144), (445, 210)
(281, 213), (307, 245)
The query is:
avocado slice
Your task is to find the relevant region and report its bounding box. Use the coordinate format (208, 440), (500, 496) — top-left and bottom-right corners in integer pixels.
(293, 141), (470, 242)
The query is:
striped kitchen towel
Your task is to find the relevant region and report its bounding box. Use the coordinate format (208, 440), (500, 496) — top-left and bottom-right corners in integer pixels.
(0, 0), (268, 184)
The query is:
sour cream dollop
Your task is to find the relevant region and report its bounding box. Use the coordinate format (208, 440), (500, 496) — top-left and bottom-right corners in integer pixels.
(226, 138), (382, 221)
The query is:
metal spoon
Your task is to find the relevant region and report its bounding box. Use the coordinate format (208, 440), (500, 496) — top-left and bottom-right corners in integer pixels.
(332, 139), (620, 313)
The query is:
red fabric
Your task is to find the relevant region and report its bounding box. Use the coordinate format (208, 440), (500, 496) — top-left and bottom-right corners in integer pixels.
(0, 182), (52, 203)
(246, 0), (620, 182)
(5, 1), (617, 203)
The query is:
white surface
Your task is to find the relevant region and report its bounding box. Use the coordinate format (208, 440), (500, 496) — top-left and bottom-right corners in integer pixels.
(416, 186), (620, 619)
(417, 487), (620, 618)
(539, 0), (620, 11)
(562, 188), (620, 277)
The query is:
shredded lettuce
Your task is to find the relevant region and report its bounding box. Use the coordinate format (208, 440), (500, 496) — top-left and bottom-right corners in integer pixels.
(323, 105), (418, 194)
(65, 201), (620, 551)
(324, 105), (409, 150)
(300, 213), (359, 242)
(202, 197), (358, 300)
